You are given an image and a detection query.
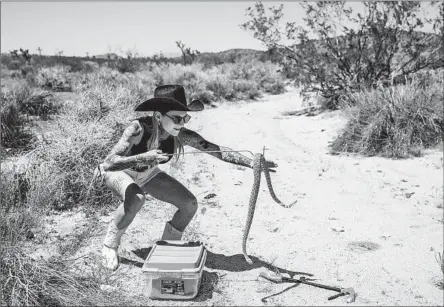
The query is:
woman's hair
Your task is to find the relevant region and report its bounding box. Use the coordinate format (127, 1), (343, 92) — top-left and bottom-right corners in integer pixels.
(148, 113), (184, 164)
(172, 134), (185, 165)
(146, 114), (160, 151)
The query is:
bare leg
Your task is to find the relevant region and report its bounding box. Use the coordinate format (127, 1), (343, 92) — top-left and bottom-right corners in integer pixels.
(142, 172), (198, 234)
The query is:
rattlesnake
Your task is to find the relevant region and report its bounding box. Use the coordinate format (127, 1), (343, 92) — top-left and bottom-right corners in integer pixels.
(242, 153), (298, 264)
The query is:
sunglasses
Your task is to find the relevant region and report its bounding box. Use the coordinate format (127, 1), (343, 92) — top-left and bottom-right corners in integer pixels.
(163, 114), (191, 124)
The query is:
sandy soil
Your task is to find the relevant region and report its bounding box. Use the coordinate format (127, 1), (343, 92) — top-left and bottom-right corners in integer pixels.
(31, 87), (443, 306)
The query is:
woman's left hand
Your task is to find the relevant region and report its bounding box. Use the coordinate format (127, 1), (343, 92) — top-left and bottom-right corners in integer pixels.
(250, 159), (278, 172)
(264, 160), (278, 172)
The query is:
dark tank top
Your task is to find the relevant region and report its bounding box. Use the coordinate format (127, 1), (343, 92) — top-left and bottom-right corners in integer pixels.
(128, 118), (174, 171)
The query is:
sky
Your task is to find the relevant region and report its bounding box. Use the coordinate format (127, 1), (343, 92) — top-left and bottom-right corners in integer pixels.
(1, 1), (439, 58)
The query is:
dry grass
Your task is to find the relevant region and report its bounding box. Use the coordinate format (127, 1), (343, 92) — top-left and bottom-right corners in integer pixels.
(435, 250), (444, 289)
(331, 73), (443, 158)
(1, 82), (63, 151)
(0, 246), (130, 306)
(0, 168), (130, 306)
(1, 96), (33, 150)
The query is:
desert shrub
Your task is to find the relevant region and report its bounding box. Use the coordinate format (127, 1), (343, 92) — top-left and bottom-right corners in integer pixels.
(36, 65), (73, 91)
(1, 117), (124, 215)
(10, 70), (23, 79)
(206, 75), (235, 101)
(407, 68), (444, 88)
(149, 63), (195, 85)
(191, 89), (215, 104)
(205, 72), (261, 101)
(71, 72), (153, 122)
(242, 2), (443, 109)
(20, 91), (60, 119)
(261, 78), (286, 95)
(58, 57), (84, 73)
(232, 79), (261, 100)
(182, 77), (215, 104)
(229, 60), (286, 95)
(1, 54), (13, 67)
(20, 65), (39, 87)
(0, 168), (37, 243)
(0, 159), (130, 306)
(0, 165), (130, 306)
(2, 83), (61, 119)
(152, 63), (216, 103)
(114, 57), (139, 74)
(145, 61), (285, 103)
(0, 246), (130, 306)
(149, 63), (215, 102)
(20, 64), (36, 77)
(82, 60), (100, 73)
(110, 51), (144, 74)
(330, 77), (443, 158)
(0, 156), (57, 255)
(126, 73), (158, 106)
(1, 64), (11, 78)
(436, 251), (444, 289)
(8, 60), (22, 71)
(38, 99), (134, 210)
(47, 126), (118, 210)
(1, 92), (33, 149)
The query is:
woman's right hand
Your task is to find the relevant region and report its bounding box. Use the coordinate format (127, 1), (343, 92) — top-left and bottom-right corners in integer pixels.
(140, 149), (170, 164)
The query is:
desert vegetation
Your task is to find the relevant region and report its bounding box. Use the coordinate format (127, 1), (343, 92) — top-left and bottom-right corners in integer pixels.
(242, 1), (443, 158)
(1, 1), (443, 305)
(1, 36), (287, 306)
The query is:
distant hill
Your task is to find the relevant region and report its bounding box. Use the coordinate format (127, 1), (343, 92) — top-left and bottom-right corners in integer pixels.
(198, 48), (265, 59)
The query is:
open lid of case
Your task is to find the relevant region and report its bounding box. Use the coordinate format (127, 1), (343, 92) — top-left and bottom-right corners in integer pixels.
(142, 240), (206, 271)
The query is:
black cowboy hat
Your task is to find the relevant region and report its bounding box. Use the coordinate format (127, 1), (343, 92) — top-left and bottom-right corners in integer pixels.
(134, 84), (204, 112)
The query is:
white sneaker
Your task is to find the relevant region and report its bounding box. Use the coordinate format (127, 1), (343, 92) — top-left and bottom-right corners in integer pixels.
(102, 245), (119, 270)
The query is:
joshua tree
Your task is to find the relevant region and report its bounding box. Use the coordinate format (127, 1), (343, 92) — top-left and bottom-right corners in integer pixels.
(19, 48), (32, 64)
(186, 47), (200, 63)
(175, 40), (200, 65)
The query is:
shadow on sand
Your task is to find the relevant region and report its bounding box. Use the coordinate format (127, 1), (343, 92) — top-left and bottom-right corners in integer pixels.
(119, 246), (314, 302)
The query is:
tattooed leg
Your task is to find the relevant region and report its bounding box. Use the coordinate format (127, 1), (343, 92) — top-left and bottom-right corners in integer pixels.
(103, 170), (145, 229)
(102, 170), (145, 270)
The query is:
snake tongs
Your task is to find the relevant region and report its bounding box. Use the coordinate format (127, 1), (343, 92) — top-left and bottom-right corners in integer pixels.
(259, 271), (357, 303)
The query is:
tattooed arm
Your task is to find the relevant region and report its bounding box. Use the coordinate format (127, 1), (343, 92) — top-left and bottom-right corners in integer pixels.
(179, 128), (273, 169)
(101, 121), (169, 172)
